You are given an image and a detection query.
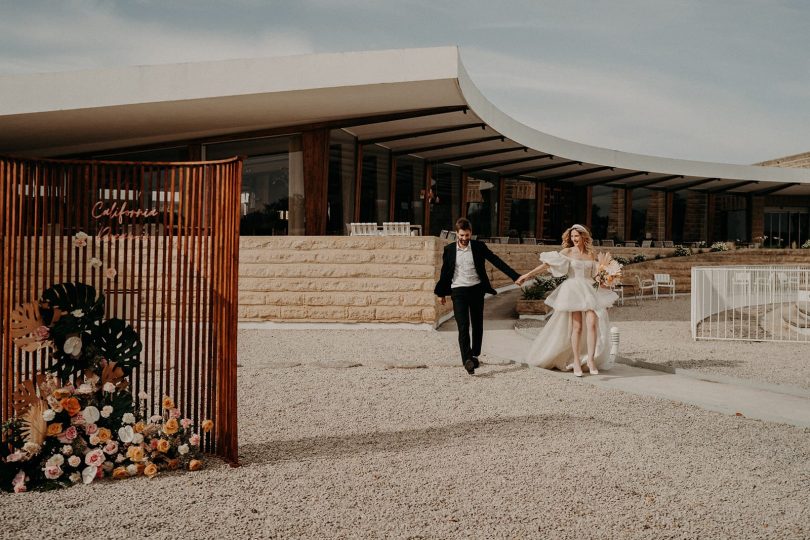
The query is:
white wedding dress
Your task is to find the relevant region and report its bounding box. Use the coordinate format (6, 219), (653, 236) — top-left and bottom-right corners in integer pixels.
(526, 251), (619, 371)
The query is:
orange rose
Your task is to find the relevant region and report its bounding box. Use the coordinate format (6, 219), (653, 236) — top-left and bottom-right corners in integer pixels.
(60, 397), (81, 416)
(96, 428), (112, 443)
(133, 421), (145, 434)
(135, 463), (145, 475)
(166, 458), (180, 470)
(162, 418), (179, 436)
(162, 396), (175, 410)
(201, 419), (213, 433)
(126, 445), (145, 462)
(112, 466), (129, 479)
(156, 439), (170, 453)
(188, 459), (203, 471)
(52, 388), (72, 399)
(46, 423), (63, 437)
(144, 462), (158, 478)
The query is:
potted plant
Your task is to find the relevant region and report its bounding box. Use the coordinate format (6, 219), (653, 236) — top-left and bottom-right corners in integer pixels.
(516, 275), (566, 319)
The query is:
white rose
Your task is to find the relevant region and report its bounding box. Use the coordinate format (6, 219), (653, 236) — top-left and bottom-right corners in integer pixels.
(68, 455), (81, 467)
(75, 231), (89, 240)
(22, 442), (41, 455)
(102, 382), (116, 393)
(81, 465), (97, 484)
(69, 472), (82, 484)
(102, 461), (114, 472)
(76, 383), (94, 395)
(46, 454), (65, 467)
(90, 257), (103, 269)
(70, 309), (84, 318)
(122, 412), (135, 424)
(82, 406), (100, 424)
(178, 444), (189, 455)
(61, 445), (73, 456)
(101, 405), (113, 418)
(42, 409), (56, 422)
(117, 425), (134, 444)
(138, 391), (149, 401)
(126, 464), (138, 476)
(63, 336), (83, 357)
(131, 433), (144, 445)
(115, 453), (126, 463)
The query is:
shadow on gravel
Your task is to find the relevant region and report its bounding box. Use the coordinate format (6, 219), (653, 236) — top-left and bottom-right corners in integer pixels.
(475, 363), (529, 379)
(238, 414), (626, 466)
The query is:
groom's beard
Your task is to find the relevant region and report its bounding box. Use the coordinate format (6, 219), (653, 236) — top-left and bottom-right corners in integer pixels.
(459, 239), (469, 247)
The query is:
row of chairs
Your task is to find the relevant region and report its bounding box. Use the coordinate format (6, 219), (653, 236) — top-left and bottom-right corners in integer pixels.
(596, 240), (675, 248)
(348, 222), (416, 236)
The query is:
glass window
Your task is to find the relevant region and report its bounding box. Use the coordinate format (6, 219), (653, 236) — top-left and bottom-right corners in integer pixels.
(205, 136), (294, 236)
(393, 156), (425, 228)
(591, 186), (613, 241)
(466, 173), (499, 238)
(429, 164), (461, 237)
(671, 191), (687, 243)
(505, 180), (536, 240)
(630, 188), (650, 242)
(327, 130), (356, 235)
(359, 145), (390, 224)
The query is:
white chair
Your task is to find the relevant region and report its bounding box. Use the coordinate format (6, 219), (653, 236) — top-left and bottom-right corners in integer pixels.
(653, 273), (676, 299)
(439, 229), (449, 239)
(732, 271), (751, 295)
(601, 239), (615, 247)
(522, 237), (537, 245)
(447, 231), (457, 241)
(635, 275), (655, 300)
(382, 222), (410, 236)
(663, 241), (674, 248)
(641, 240), (652, 248)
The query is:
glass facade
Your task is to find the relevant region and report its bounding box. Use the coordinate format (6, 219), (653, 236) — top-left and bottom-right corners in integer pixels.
(591, 186), (612, 241)
(505, 180), (536, 240)
(630, 188), (650, 242)
(429, 164), (462, 237)
(764, 208), (808, 248)
(359, 145), (390, 224)
(205, 136), (296, 236)
(393, 156), (425, 226)
(466, 173), (499, 238)
(327, 130), (356, 235)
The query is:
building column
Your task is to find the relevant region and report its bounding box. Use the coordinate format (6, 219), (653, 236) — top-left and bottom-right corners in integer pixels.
(302, 128), (330, 235)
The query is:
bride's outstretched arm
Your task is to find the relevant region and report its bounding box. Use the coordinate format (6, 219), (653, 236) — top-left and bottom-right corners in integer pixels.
(516, 263), (549, 285)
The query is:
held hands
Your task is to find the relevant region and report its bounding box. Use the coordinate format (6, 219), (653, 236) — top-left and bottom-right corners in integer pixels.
(439, 296), (446, 305)
(515, 274), (530, 286)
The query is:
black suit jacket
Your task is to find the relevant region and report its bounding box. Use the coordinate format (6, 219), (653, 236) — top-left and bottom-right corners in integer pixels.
(434, 240), (520, 297)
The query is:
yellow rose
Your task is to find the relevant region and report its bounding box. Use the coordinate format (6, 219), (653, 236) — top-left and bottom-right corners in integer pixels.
(112, 466), (129, 479)
(47, 396), (63, 413)
(46, 422), (63, 436)
(133, 421), (145, 433)
(144, 462), (158, 478)
(162, 418), (179, 436)
(156, 439), (170, 453)
(96, 428), (112, 443)
(188, 459), (203, 471)
(126, 445), (145, 462)
(201, 419), (214, 433)
(162, 396), (175, 410)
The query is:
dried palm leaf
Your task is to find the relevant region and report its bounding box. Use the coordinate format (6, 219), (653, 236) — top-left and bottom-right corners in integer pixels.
(12, 379), (39, 415)
(36, 373), (59, 400)
(20, 401), (47, 446)
(10, 302), (49, 351)
(100, 361), (128, 390)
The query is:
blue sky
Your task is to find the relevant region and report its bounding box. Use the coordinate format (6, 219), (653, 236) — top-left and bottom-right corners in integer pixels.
(1, 0), (807, 165)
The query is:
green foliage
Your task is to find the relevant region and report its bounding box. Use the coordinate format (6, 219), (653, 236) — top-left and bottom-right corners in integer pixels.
(632, 253), (646, 263)
(673, 245), (691, 257)
(522, 275), (566, 300)
(93, 320), (143, 375)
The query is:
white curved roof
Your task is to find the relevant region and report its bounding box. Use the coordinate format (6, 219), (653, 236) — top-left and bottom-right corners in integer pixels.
(1, 46), (808, 196)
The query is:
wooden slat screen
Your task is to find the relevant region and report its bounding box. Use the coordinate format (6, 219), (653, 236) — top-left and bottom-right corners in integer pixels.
(0, 156), (242, 464)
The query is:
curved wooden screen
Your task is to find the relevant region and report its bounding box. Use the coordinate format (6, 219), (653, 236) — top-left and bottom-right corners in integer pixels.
(0, 156), (242, 464)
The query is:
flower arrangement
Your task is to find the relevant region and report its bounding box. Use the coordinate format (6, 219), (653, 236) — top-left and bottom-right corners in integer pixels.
(801, 239), (810, 249)
(710, 241), (730, 252)
(673, 245), (691, 257)
(1, 281), (209, 492)
(594, 252), (623, 289)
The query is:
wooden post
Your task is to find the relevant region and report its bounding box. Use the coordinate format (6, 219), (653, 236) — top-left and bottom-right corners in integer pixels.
(388, 152), (397, 221)
(302, 129), (330, 235)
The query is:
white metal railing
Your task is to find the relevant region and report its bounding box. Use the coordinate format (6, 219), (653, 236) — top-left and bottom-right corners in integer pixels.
(691, 265), (810, 342)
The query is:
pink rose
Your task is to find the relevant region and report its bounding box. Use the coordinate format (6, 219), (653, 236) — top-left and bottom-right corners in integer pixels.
(35, 325), (50, 340)
(84, 448), (105, 467)
(103, 441), (119, 455)
(43, 465), (63, 480)
(12, 471), (26, 486)
(169, 408), (181, 419)
(5, 451), (25, 462)
(13, 483), (26, 493)
(150, 439), (159, 450)
(189, 433), (200, 446)
(84, 423), (98, 435)
(180, 418), (193, 429)
(58, 426), (78, 443)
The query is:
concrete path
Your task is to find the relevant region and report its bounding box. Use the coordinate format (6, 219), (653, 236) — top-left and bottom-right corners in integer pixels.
(438, 288), (810, 428)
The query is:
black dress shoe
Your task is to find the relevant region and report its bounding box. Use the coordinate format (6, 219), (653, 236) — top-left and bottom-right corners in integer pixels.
(463, 359), (476, 375)
(471, 356), (480, 369)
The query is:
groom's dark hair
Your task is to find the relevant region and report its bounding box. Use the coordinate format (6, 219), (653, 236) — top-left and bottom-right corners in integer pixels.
(455, 218), (472, 232)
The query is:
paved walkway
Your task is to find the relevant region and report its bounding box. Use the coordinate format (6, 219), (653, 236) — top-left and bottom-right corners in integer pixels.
(438, 288), (810, 428)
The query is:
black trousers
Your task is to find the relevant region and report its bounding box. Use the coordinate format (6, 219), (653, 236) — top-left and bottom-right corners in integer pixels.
(450, 284), (485, 365)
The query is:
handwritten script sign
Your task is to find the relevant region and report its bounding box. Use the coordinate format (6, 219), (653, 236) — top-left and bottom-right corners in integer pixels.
(92, 201), (160, 241)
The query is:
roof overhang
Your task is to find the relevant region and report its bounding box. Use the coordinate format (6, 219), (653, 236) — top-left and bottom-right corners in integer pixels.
(1, 46), (809, 195)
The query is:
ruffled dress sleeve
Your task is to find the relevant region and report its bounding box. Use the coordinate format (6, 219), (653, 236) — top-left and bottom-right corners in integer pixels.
(539, 251), (570, 277)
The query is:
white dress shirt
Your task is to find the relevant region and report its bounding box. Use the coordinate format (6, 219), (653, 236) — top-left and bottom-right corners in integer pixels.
(451, 242), (481, 288)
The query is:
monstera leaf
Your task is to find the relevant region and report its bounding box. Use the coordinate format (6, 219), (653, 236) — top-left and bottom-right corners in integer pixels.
(93, 319), (142, 374)
(11, 379), (40, 416)
(40, 282), (104, 325)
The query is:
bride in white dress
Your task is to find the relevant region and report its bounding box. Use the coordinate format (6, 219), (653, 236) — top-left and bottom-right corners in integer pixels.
(516, 224), (618, 376)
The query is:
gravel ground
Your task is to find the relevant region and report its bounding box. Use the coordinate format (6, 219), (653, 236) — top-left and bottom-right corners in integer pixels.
(520, 295), (810, 390)
(2, 328), (809, 539)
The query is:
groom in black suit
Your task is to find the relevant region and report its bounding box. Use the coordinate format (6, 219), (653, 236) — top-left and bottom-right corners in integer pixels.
(435, 218), (521, 375)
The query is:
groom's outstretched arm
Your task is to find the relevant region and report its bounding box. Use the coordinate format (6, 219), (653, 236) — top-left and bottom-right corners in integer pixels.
(481, 244), (520, 282)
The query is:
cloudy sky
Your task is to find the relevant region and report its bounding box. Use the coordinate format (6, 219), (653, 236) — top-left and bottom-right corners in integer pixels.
(1, 0), (808, 165)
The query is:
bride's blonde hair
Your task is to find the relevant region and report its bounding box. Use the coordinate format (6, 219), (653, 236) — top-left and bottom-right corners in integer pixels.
(561, 224), (595, 255)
